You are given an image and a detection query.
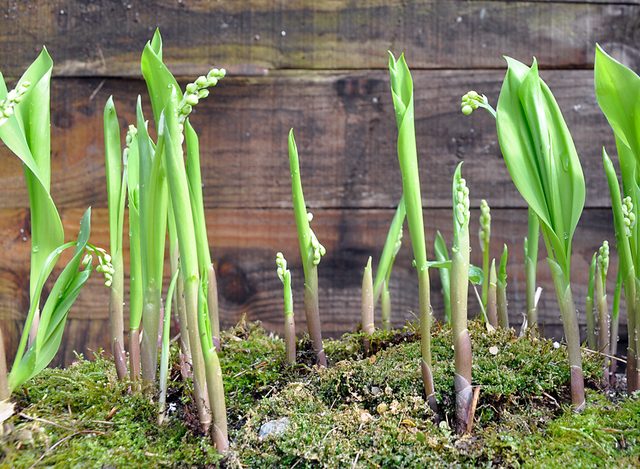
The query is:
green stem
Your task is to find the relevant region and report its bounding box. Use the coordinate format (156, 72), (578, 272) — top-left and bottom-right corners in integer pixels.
(451, 228), (472, 433)
(159, 270), (179, 424)
(110, 254), (127, 380)
(486, 259), (498, 328)
(288, 130), (326, 367)
(162, 94), (212, 434)
(525, 208), (539, 327)
(595, 262), (610, 386)
(373, 197), (405, 303)
(389, 52), (437, 415)
(362, 257), (374, 335)
(585, 254), (597, 350)
(497, 244), (509, 329)
(610, 267), (622, 378)
(381, 280), (391, 331)
(548, 259), (585, 410)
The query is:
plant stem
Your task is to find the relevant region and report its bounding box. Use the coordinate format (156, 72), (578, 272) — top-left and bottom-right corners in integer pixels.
(479, 200), (490, 308)
(418, 268), (437, 414)
(361, 257), (374, 335)
(163, 92), (216, 437)
(303, 266), (327, 366)
(595, 261), (610, 387)
(525, 208), (539, 327)
(585, 254), (597, 350)
(610, 268), (622, 379)
(373, 197), (405, 305)
(103, 97), (127, 380)
(497, 244), (509, 329)
(381, 280), (391, 331)
(136, 100), (168, 386)
(159, 270), (179, 424)
(451, 164), (472, 434)
(388, 53), (437, 415)
(486, 259), (498, 328)
(168, 218), (192, 379)
(109, 254), (127, 380)
(548, 260), (585, 411)
(288, 130), (327, 367)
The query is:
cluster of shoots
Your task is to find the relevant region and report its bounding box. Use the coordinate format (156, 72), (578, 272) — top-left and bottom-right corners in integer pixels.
(2, 33), (639, 453)
(98, 30), (230, 450)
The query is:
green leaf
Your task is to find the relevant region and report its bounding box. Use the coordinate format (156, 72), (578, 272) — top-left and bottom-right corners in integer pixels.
(388, 52), (428, 272)
(497, 244), (508, 287)
(594, 45), (640, 160)
(373, 197), (405, 302)
(496, 57), (585, 277)
(468, 264), (484, 286)
(141, 30), (182, 130)
(0, 49), (64, 299)
(434, 231), (451, 322)
(8, 209), (92, 391)
(185, 119), (212, 272)
(104, 97), (125, 254)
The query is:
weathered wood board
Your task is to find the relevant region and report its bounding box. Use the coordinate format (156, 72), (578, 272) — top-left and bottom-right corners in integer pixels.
(0, 1), (638, 78)
(0, 70), (620, 211)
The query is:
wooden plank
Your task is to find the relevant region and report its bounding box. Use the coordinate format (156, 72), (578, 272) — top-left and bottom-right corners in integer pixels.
(0, 70), (619, 211)
(0, 206), (623, 366)
(0, 1), (637, 77)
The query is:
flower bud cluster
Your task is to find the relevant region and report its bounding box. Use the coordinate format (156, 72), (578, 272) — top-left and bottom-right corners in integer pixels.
(0, 81), (30, 126)
(179, 67), (226, 122)
(597, 240), (609, 277)
(479, 199), (491, 250)
(276, 252), (290, 284)
(460, 90), (489, 116)
(622, 196), (635, 238)
(307, 212), (326, 266)
(455, 177), (470, 227)
(87, 245), (115, 287)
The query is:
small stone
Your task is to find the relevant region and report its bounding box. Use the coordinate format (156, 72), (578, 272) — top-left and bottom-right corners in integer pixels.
(489, 346), (499, 355)
(258, 417), (290, 440)
(370, 386), (381, 396)
(359, 410), (373, 423)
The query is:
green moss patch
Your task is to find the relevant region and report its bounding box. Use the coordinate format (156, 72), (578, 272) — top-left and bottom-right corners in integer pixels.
(0, 320), (637, 468)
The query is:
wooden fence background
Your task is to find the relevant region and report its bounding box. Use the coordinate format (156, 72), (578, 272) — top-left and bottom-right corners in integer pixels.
(1, 0), (638, 365)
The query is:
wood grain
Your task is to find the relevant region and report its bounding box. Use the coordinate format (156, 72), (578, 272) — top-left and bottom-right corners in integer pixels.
(0, 70), (621, 211)
(0, 1), (637, 78)
(0, 206), (625, 366)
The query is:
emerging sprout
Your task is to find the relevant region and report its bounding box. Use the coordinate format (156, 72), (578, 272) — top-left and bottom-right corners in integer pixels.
(276, 252), (296, 365)
(479, 199), (491, 308)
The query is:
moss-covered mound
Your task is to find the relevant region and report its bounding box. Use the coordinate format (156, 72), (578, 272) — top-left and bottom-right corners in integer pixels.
(0, 320), (638, 467)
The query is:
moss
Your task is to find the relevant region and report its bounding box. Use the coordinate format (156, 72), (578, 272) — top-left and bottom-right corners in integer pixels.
(0, 320), (636, 468)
